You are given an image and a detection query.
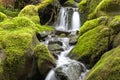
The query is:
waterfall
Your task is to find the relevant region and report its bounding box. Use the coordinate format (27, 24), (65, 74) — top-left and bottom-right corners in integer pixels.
(45, 7), (88, 80)
(56, 7), (68, 31)
(71, 8), (81, 31)
(55, 7), (80, 31)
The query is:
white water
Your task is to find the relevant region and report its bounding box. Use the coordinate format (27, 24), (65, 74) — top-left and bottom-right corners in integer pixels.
(45, 7), (88, 80)
(71, 10), (81, 31)
(55, 7), (80, 31)
(56, 7), (68, 31)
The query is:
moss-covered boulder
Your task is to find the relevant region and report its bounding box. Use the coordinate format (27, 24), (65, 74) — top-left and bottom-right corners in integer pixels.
(34, 44), (56, 78)
(78, 0), (102, 23)
(18, 5), (40, 24)
(69, 16), (116, 68)
(0, 17), (55, 80)
(0, 12), (7, 22)
(86, 46), (120, 80)
(79, 0), (120, 23)
(89, 0), (120, 19)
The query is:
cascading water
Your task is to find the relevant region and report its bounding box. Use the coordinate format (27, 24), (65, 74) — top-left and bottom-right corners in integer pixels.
(55, 7), (81, 31)
(44, 7), (88, 80)
(55, 7), (68, 31)
(71, 8), (81, 31)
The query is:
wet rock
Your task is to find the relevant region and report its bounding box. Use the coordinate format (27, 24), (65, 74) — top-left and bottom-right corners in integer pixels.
(48, 43), (64, 51)
(55, 30), (71, 36)
(55, 61), (86, 80)
(36, 31), (51, 41)
(69, 35), (78, 45)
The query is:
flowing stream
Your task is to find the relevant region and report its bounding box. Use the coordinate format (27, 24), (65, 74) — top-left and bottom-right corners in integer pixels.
(44, 7), (88, 80)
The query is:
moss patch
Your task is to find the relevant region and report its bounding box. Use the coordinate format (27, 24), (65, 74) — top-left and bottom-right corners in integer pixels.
(0, 6), (19, 17)
(89, 0), (120, 19)
(18, 5), (40, 24)
(34, 44), (55, 77)
(70, 25), (113, 68)
(36, 0), (54, 10)
(86, 46), (120, 80)
(0, 16), (55, 80)
(0, 12), (7, 22)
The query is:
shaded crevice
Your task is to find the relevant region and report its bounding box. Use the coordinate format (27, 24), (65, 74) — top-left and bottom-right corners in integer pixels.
(38, 4), (57, 25)
(26, 56), (44, 80)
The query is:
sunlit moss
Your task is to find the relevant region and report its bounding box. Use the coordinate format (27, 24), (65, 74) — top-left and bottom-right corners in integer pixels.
(36, 0), (54, 10)
(18, 5), (40, 24)
(86, 46), (120, 80)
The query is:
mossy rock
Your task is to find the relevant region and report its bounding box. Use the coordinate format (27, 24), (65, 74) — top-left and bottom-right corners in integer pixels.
(69, 16), (117, 68)
(18, 5), (40, 24)
(89, 0), (120, 19)
(79, 16), (108, 36)
(34, 44), (56, 78)
(0, 17), (55, 80)
(70, 25), (113, 68)
(113, 32), (120, 48)
(64, 0), (77, 7)
(36, 0), (54, 10)
(86, 46), (120, 80)
(109, 16), (120, 34)
(0, 17), (36, 80)
(78, 0), (102, 23)
(0, 12), (7, 22)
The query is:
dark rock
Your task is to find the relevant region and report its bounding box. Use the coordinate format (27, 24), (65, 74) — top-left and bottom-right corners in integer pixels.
(36, 31), (51, 41)
(74, 0), (81, 3)
(49, 40), (63, 46)
(55, 30), (71, 36)
(58, 0), (67, 5)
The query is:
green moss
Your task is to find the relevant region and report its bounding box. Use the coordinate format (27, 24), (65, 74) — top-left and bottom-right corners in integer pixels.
(109, 16), (120, 33)
(78, 0), (87, 12)
(70, 24), (113, 68)
(18, 5), (40, 24)
(35, 24), (54, 32)
(86, 46), (120, 80)
(79, 18), (98, 36)
(0, 16), (37, 80)
(0, 12), (7, 22)
(37, 0), (54, 10)
(113, 32), (120, 48)
(34, 44), (56, 76)
(0, 16), (56, 79)
(66, 0), (77, 6)
(80, 16), (108, 36)
(0, 6), (19, 17)
(0, 17), (35, 31)
(89, 0), (120, 19)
